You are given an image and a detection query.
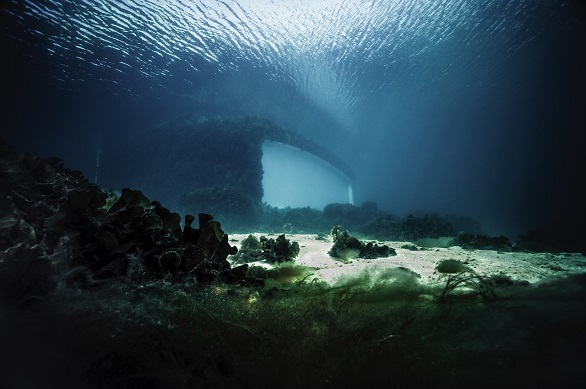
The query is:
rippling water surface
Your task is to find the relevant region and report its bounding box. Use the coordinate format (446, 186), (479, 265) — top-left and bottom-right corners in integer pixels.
(4, 0), (567, 127)
(2, 0), (585, 235)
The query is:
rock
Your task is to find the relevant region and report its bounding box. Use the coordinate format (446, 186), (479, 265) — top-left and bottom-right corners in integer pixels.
(455, 232), (512, 251)
(329, 226), (396, 259)
(0, 138), (249, 291)
(259, 234), (300, 263)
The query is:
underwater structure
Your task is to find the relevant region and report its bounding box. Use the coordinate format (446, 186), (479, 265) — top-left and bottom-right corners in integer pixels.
(2, 1), (586, 388)
(99, 115), (354, 228)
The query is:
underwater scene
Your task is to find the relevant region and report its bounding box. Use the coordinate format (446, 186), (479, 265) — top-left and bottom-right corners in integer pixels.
(1, 1), (586, 388)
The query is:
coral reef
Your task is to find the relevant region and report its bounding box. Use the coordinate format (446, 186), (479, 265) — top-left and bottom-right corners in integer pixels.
(0, 138), (96, 304)
(2, 137), (585, 389)
(259, 205), (328, 234)
(323, 201), (381, 227)
(401, 243), (420, 251)
(48, 187), (246, 284)
(0, 139), (247, 305)
(258, 203), (463, 244)
(399, 213), (456, 241)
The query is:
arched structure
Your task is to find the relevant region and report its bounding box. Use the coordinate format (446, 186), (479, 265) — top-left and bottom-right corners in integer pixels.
(100, 115), (354, 226)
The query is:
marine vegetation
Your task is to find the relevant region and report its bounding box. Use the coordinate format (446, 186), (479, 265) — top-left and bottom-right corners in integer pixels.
(2, 139), (586, 388)
(435, 259), (496, 301)
(259, 234), (300, 263)
(0, 138), (248, 306)
(329, 225), (396, 260)
(232, 234), (300, 264)
(232, 234), (264, 264)
(49, 187), (248, 285)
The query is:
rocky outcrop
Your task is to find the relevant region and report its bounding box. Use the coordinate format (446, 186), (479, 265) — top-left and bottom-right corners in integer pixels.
(328, 226), (396, 260)
(0, 138), (247, 305)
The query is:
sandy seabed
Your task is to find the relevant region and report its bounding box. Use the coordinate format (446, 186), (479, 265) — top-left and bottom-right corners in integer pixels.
(228, 233), (586, 285)
(2, 233), (585, 389)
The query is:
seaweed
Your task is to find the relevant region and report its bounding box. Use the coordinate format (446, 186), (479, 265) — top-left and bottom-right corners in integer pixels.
(435, 259), (496, 301)
(329, 226), (396, 260)
(0, 139), (251, 306)
(232, 234), (264, 264)
(259, 234), (300, 263)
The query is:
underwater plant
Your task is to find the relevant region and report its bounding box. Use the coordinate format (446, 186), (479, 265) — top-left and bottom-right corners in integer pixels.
(329, 226), (395, 260)
(435, 259), (496, 301)
(3, 138), (586, 388)
(232, 234), (264, 264)
(259, 234), (300, 263)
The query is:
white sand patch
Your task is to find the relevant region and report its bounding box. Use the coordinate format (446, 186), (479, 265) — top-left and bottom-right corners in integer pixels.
(228, 233), (586, 285)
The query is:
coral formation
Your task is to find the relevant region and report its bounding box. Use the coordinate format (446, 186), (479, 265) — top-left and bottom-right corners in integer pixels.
(515, 229), (586, 254)
(323, 201), (381, 227)
(232, 234), (264, 264)
(328, 226), (396, 260)
(0, 139), (96, 304)
(401, 243), (420, 251)
(46, 186), (247, 284)
(233, 233), (301, 264)
(0, 139), (247, 305)
(2, 137), (586, 389)
(259, 234), (300, 263)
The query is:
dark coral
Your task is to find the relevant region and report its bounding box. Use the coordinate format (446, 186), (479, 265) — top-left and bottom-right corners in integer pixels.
(232, 234), (301, 264)
(232, 234), (264, 264)
(321, 205), (459, 242)
(0, 139), (247, 305)
(50, 187), (244, 283)
(0, 139), (96, 304)
(328, 226), (396, 259)
(260, 205), (328, 234)
(259, 234), (300, 263)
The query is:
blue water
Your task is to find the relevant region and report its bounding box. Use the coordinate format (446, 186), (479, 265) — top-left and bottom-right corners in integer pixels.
(2, 0), (585, 237)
